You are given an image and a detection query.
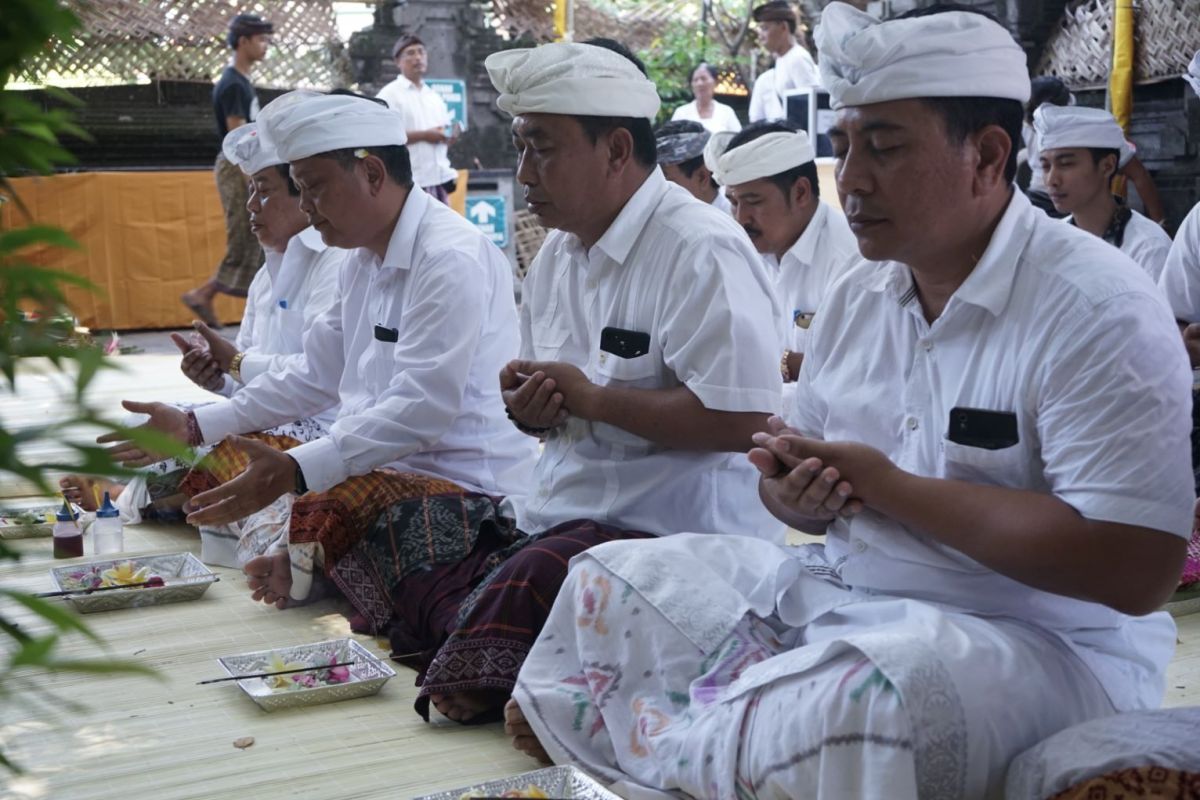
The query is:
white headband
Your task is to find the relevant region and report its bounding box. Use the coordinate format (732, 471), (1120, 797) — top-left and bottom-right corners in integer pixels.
(713, 131), (815, 187)
(1186, 50), (1200, 97)
(703, 130), (737, 177)
(485, 42), (661, 121)
(258, 91), (408, 163)
(221, 123), (283, 176)
(815, 2), (1031, 110)
(1033, 105), (1135, 166)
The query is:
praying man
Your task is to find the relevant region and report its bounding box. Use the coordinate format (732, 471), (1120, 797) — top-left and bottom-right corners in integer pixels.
(504, 6), (1194, 797)
(653, 120), (732, 214)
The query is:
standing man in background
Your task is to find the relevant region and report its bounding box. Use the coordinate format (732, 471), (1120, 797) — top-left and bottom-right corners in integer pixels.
(181, 13), (272, 328)
(749, 0), (819, 122)
(377, 35), (460, 204)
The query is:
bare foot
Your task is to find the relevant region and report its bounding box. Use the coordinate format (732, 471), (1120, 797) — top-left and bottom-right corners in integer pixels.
(430, 689), (508, 723)
(59, 475), (125, 511)
(504, 698), (551, 764)
(243, 551), (292, 609)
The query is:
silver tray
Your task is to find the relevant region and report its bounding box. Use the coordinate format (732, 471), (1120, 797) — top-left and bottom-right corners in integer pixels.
(1, 502), (90, 539)
(49, 552), (217, 613)
(415, 765), (622, 800)
(216, 638), (395, 711)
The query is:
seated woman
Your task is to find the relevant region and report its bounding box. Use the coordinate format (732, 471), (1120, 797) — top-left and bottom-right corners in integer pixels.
(61, 122), (345, 565)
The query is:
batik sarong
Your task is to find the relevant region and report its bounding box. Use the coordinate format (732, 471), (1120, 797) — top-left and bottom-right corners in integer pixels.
(213, 152), (264, 295)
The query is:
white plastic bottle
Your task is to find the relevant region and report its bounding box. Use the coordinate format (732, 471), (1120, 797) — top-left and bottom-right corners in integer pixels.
(92, 492), (124, 555)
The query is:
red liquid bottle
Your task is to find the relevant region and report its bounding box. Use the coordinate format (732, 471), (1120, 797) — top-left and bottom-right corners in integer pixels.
(52, 501), (83, 559)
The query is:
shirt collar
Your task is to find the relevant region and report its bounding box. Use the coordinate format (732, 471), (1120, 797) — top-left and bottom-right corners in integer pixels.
(563, 168), (668, 268)
(782, 200), (829, 270)
(855, 190), (1034, 318)
(376, 186), (429, 271)
(295, 225), (327, 253)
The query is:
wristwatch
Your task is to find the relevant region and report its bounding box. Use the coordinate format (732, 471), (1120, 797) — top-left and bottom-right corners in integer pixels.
(289, 455), (308, 495)
(229, 351), (246, 383)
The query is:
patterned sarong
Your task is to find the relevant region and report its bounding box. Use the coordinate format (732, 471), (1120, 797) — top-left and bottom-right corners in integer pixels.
(1050, 768), (1200, 799)
(213, 152), (264, 295)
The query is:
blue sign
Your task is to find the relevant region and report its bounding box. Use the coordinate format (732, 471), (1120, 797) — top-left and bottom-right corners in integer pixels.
(467, 195), (508, 248)
(426, 78), (467, 130)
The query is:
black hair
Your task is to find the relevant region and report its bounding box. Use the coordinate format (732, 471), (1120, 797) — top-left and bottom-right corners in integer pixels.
(691, 62), (718, 82)
(575, 37), (657, 169)
(752, 1), (798, 34)
(273, 163), (300, 196)
(1088, 147), (1121, 180)
(1027, 76), (1070, 122)
(893, 5), (1023, 184)
(322, 145), (414, 188)
(725, 119), (820, 202)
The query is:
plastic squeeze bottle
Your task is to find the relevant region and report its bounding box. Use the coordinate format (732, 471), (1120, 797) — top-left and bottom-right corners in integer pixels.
(52, 501), (83, 559)
(92, 492), (123, 555)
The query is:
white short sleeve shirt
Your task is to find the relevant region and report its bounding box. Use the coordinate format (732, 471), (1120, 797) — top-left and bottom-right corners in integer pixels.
(513, 169), (785, 542)
(790, 190), (1193, 712)
(670, 100), (742, 134)
(376, 76), (457, 189)
(1158, 201), (1200, 321)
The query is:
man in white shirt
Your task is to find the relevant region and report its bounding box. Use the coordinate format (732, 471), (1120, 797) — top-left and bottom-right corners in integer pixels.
(748, 1), (819, 122)
(61, 121), (345, 544)
(414, 38), (784, 726)
(748, 67), (785, 122)
(718, 121), (857, 380)
(504, 6), (1193, 796)
(1034, 105), (1173, 281)
(375, 36), (460, 204)
(653, 120), (730, 213)
(99, 92), (536, 610)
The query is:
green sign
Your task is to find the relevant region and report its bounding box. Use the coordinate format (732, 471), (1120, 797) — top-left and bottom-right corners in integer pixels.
(427, 78), (467, 130)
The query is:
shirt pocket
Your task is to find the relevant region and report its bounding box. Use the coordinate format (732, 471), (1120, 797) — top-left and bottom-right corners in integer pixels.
(941, 438), (1027, 488)
(530, 321), (569, 361)
(591, 351), (658, 450)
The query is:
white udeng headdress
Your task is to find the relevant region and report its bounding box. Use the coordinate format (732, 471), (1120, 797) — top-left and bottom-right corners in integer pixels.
(814, 2), (1031, 110)
(713, 131), (816, 187)
(485, 42), (661, 121)
(257, 91), (408, 162)
(221, 123), (283, 176)
(1033, 105), (1135, 166)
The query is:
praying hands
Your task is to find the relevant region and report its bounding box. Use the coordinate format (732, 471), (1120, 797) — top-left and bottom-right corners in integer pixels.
(184, 436), (299, 526)
(749, 416), (868, 524)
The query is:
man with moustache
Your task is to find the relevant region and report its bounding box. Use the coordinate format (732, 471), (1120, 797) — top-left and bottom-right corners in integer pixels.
(717, 121), (857, 380)
(504, 5), (1192, 797)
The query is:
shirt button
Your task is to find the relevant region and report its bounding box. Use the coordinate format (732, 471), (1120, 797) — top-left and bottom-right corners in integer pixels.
(906, 416), (919, 431)
(853, 539), (868, 553)
(920, 340), (933, 352)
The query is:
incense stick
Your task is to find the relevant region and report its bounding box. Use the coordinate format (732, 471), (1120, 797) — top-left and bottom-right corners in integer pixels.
(60, 491), (80, 530)
(36, 575), (220, 598)
(197, 661), (357, 685)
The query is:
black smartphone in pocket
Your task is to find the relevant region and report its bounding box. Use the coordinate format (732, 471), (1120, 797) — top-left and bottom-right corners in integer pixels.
(599, 326), (651, 358)
(947, 407), (1019, 450)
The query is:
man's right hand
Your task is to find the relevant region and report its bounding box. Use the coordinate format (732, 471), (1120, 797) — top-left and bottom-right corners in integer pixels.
(748, 416), (861, 521)
(170, 332), (224, 391)
(96, 400), (192, 467)
(500, 361), (568, 433)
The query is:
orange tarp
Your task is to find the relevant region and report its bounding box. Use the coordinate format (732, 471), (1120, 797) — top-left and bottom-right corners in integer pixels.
(3, 169), (472, 331)
(3, 170), (247, 330)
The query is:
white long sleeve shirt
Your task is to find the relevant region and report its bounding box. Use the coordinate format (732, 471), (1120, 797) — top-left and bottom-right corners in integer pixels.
(215, 226), (344, 428)
(193, 188), (537, 497)
(512, 168), (785, 542)
(1158, 201), (1200, 321)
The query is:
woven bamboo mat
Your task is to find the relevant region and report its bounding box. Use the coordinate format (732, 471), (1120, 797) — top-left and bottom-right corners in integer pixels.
(0, 527), (534, 800)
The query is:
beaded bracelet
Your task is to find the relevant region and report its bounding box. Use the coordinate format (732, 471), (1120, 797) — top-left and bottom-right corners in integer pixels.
(505, 406), (551, 437)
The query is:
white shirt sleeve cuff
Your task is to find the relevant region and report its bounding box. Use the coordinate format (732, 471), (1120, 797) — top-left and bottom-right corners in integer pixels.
(192, 401), (244, 446)
(238, 352), (272, 385)
(686, 381), (783, 415)
(287, 436), (349, 495)
(1058, 490), (1193, 540)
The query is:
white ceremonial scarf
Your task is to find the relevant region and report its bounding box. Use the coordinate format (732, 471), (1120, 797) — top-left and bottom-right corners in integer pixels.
(814, 2), (1030, 110)
(713, 131), (815, 187)
(485, 42), (661, 121)
(1033, 105), (1135, 165)
(258, 91), (408, 163)
(222, 123), (284, 176)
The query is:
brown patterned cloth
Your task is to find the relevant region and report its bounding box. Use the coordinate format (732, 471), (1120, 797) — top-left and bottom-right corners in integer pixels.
(1050, 767), (1200, 799)
(213, 151), (264, 296)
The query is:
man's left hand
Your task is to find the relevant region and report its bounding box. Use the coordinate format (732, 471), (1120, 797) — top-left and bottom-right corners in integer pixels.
(507, 360), (600, 420)
(185, 436), (297, 526)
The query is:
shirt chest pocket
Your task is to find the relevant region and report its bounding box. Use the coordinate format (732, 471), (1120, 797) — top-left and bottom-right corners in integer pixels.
(940, 438), (1029, 488)
(530, 322), (570, 361)
(594, 350), (657, 386)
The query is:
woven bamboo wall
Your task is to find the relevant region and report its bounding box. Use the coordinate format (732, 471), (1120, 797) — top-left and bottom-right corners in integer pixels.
(486, 0), (693, 48)
(1037, 0), (1200, 89)
(16, 0), (349, 89)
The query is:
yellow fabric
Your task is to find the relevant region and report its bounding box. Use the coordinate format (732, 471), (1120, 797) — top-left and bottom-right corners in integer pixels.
(449, 168), (468, 216)
(554, 0), (568, 39)
(1109, 0), (1134, 197)
(1, 171), (246, 330)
